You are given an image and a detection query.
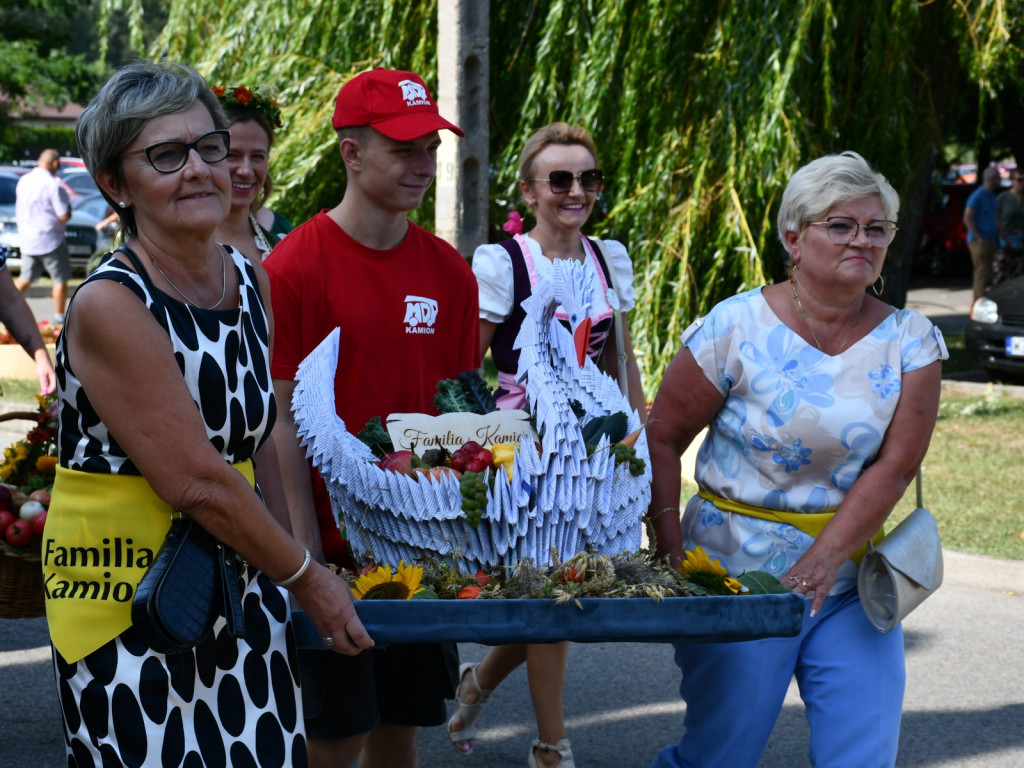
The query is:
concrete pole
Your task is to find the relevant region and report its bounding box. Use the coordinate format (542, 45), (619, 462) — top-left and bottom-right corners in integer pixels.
(435, 0), (489, 257)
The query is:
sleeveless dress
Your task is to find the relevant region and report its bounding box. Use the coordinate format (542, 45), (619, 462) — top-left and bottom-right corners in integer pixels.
(52, 247), (306, 767)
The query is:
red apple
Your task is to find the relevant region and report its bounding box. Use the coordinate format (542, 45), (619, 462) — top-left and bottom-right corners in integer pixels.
(380, 450), (415, 474)
(0, 510), (15, 535)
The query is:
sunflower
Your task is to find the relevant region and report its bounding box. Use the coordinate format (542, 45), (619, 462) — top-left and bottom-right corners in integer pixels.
(351, 560), (425, 600)
(679, 547), (728, 578)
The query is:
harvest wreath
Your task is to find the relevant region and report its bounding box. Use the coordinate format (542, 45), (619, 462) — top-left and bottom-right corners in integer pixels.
(291, 548), (802, 647)
(288, 260), (805, 644)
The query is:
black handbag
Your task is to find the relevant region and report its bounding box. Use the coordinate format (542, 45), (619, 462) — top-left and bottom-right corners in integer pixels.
(131, 512), (246, 654)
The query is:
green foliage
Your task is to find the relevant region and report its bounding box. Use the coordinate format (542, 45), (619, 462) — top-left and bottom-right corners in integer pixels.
(739, 571), (792, 595)
(355, 415), (394, 458)
(115, 0), (1023, 392)
(434, 371), (497, 415)
(0, 124), (77, 163)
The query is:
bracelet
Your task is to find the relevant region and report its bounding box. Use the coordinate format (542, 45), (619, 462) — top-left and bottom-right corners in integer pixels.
(274, 549), (311, 587)
(646, 506), (679, 524)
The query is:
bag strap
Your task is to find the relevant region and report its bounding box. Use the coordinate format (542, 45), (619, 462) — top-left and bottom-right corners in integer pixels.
(588, 238), (630, 400)
(916, 468), (923, 508)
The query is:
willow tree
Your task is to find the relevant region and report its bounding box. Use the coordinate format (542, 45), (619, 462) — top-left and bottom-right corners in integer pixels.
(120, 0), (1020, 393)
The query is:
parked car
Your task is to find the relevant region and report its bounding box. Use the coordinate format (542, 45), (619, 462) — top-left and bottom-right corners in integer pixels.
(61, 170), (100, 199)
(73, 193), (118, 264)
(0, 171), (98, 274)
(964, 275), (1024, 383)
(914, 183), (973, 278)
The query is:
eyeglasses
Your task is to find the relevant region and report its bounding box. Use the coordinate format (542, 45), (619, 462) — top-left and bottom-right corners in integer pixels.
(131, 130), (231, 174)
(525, 169), (604, 194)
(807, 216), (898, 247)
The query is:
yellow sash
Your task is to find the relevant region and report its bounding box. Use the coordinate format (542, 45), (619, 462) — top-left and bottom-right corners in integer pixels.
(696, 487), (883, 565)
(43, 460), (254, 663)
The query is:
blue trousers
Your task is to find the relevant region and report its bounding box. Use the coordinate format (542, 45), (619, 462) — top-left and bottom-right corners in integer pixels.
(649, 589), (905, 768)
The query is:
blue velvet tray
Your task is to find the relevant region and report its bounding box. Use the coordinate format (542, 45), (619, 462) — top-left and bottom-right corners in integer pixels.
(292, 594), (805, 648)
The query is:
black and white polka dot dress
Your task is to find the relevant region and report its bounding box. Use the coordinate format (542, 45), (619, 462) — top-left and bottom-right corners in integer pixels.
(53, 246), (306, 767)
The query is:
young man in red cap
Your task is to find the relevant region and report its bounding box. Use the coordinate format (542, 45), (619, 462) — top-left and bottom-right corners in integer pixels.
(265, 69), (480, 767)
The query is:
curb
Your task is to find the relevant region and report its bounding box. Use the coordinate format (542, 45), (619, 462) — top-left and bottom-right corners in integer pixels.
(942, 549), (1024, 595)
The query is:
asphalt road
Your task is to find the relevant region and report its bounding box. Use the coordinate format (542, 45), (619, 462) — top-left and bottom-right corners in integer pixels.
(2, 551), (1022, 767)
(2, 278), (1022, 767)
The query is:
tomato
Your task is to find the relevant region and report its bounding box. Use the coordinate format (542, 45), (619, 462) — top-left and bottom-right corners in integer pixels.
(31, 510), (48, 537)
(0, 510), (15, 534)
(5, 519), (34, 548)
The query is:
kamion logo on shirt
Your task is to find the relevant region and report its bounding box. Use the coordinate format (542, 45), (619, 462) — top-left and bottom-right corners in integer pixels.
(398, 79), (431, 107)
(404, 295), (438, 334)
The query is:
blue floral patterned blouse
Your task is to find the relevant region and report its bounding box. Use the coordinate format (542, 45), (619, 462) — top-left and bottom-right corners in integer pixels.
(680, 287), (948, 594)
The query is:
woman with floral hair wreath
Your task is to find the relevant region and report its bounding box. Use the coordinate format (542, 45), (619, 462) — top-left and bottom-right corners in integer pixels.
(212, 84), (292, 261)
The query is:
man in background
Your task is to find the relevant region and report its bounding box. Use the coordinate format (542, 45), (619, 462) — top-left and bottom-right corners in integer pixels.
(962, 166), (1001, 301)
(13, 149), (72, 324)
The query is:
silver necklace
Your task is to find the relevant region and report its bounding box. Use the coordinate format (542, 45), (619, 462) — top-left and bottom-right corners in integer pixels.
(790, 278), (862, 354)
(150, 245), (228, 310)
(249, 211), (273, 259)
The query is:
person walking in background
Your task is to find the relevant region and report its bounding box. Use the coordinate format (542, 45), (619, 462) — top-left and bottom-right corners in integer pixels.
(264, 68), (479, 768)
(213, 84), (292, 261)
(644, 151), (947, 768)
(0, 247), (56, 394)
(995, 168), (1024, 283)
(12, 149), (72, 324)
(448, 122), (645, 768)
(963, 166), (1001, 300)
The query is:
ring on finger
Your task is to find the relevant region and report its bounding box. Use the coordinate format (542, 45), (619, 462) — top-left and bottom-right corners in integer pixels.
(800, 579), (811, 588)
(322, 635), (337, 649)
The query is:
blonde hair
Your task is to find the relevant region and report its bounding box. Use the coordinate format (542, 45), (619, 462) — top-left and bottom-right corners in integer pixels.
(518, 122), (597, 181)
(776, 151), (899, 254)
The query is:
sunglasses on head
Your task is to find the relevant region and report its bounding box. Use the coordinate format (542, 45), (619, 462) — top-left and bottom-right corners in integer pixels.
(526, 169), (604, 194)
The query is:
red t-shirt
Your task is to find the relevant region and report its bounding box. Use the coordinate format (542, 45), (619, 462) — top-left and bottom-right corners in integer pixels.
(265, 211), (481, 565)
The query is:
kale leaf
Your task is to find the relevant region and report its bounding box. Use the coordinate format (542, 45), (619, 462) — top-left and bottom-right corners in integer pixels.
(356, 415), (394, 458)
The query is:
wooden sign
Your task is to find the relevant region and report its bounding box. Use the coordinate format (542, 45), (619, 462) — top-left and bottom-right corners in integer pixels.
(385, 411), (538, 453)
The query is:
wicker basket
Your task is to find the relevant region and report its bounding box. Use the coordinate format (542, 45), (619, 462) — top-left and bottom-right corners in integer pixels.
(0, 409), (48, 619)
(0, 552), (45, 619)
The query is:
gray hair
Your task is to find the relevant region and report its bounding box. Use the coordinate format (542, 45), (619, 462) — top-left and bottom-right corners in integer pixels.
(75, 60), (226, 240)
(776, 151), (899, 254)
(982, 166), (1001, 183)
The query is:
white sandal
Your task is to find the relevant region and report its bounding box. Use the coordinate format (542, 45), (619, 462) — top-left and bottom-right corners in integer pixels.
(447, 663), (493, 755)
(528, 737), (575, 768)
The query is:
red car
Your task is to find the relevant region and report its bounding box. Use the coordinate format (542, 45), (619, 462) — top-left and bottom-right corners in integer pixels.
(914, 183), (973, 278)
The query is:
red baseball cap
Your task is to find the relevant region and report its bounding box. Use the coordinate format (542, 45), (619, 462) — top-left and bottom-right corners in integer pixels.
(332, 69), (465, 140)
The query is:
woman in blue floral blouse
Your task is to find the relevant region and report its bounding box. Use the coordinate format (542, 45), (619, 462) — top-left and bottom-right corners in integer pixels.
(645, 151), (947, 768)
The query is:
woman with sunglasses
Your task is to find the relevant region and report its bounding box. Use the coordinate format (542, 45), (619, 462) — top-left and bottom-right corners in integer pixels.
(645, 152), (946, 768)
(447, 123), (645, 768)
(44, 60), (371, 767)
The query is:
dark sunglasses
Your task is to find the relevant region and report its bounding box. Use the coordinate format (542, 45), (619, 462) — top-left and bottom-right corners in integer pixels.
(525, 169), (604, 194)
(129, 130), (231, 174)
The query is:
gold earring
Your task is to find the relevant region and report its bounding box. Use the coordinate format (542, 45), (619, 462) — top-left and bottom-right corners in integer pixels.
(872, 274), (885, 296)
